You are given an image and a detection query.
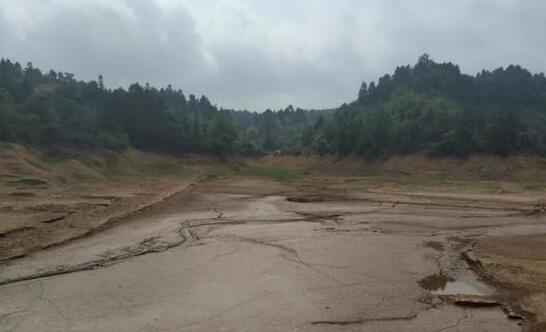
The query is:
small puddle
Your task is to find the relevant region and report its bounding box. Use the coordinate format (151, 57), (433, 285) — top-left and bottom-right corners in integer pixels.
(419, 260), (493, 296)
(433, 278), (487, 296)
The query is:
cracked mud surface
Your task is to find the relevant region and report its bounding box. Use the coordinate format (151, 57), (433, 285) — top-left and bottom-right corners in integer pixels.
(1, 177), (545, 331)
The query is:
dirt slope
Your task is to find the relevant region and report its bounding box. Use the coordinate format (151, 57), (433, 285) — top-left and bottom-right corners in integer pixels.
(0, 143), (224, 261)
(261, 154), (546, 182)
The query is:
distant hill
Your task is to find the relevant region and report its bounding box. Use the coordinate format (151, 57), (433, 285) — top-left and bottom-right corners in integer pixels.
(1, 55), (545, 158)
(303, 54), (546, 158)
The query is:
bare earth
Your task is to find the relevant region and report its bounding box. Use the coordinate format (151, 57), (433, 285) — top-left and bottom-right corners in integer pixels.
(0, 177), (194, 261)
(1, 173), (546, 332)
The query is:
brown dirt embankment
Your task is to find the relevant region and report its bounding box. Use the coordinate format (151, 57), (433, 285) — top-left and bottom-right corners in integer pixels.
(0, 143), (228, 261)
(468, 235), (546, 331)
(261, 154), (546, 182)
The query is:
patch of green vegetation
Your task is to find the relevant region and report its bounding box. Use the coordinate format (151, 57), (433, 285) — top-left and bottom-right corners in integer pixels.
(102, 166), (130, 180)
(42, 155), (71, 165)
(520, 182), (546, 192)
(193, 162), (243, 180)
(145, 164), (193, 178)
(14, 177), (48, 186)
(199, 169), (230, 181)
(103, 163), (192, 180)
(238, 164), (299, 182)
(315, 171), (509, 194)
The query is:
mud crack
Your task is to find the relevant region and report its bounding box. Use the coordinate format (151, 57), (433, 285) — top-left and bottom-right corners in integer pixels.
(311, 313), (418, 325)
(0, 222), (196, 287)
(223, 234), (349, 285)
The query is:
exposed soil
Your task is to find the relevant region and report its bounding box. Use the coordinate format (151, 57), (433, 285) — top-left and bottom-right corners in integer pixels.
(1, 150), (546, 331)
(260, 154), (546, 183)
(0, 178), (196, 261)
(0, 143), (224, 261)
(467, 234), (546, 331)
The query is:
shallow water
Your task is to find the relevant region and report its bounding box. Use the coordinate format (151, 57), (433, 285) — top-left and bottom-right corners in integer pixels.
(421, 259), (493, 296)
(433, 279), (487, 296)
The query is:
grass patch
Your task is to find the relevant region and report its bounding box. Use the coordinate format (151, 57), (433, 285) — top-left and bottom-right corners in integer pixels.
(41, 155), (71, 165)
(310, 172), (508, 194)
(13, 177), (48, 186)
(239, 164), (299, 182)
(196, 164), (238, 180)
(102, 165), (129, 179)
(103, 163), (192, 179)
(146, 164), (193, 178)
(520, 182), (546, 192)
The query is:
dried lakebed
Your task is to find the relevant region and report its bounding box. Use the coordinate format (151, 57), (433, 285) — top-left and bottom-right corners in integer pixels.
(1, 178), (545, 331)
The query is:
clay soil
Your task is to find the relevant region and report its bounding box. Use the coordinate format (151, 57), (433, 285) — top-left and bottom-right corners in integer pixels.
(1, 153), (546, 331)
(469, 234), (546, 331)
(0, 178), (194, 261)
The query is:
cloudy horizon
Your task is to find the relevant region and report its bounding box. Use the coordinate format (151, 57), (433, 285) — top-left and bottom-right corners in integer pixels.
(1, 0), (545, 111)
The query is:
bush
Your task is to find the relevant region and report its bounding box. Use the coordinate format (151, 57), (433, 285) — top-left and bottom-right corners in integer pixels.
(98, 132), (130, 152)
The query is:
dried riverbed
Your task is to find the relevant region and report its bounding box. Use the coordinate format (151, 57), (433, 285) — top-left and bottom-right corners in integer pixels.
(1, 177), (545, 331)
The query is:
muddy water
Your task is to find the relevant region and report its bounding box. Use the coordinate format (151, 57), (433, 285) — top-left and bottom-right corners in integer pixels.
(434, 278), (489, 296)
(436, 267), (493, 297)
(0, 179), (539, 331)
(420, 260), (493, 297)
(422, 271), (491, 296)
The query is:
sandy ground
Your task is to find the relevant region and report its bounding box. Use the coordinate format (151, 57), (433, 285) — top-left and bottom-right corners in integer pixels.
(0, 176), (545, 331)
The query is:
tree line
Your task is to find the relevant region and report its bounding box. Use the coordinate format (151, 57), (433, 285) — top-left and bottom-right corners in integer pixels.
(302, 54), (546, 158)
(0, 59), (244, 154)
(1, 55), (546, 158)
(0, 59), (327, 155)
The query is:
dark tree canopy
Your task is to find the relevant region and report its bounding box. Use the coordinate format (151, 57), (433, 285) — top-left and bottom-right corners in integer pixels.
(0, 58), (239, 155)
(1, 55), (546, 158)
(302, 55), (546, 158)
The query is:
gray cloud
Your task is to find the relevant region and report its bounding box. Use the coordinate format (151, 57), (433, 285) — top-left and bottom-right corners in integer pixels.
(1, 0), (545, 110)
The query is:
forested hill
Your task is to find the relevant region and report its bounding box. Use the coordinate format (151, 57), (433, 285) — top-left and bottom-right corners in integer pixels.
(304, 54), (546, 158)
(0, 59), (328, 155)
(1, 55), (546, 158)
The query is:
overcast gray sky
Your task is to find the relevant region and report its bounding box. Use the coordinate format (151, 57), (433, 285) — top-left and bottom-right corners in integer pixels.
(1, 0), (545, 110)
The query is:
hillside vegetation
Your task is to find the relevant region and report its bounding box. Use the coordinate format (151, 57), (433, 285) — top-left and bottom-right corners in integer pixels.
(305, 54), (546, 158)
(1, 55), (545, 158)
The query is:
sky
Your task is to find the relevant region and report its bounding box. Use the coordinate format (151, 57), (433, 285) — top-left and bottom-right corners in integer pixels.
(1, 0), (545, 111)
